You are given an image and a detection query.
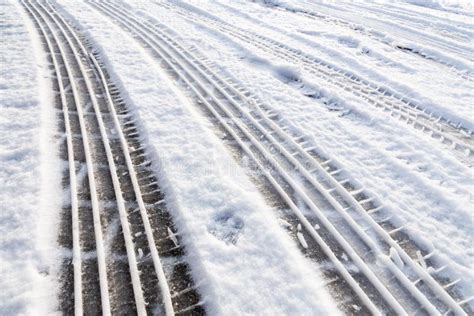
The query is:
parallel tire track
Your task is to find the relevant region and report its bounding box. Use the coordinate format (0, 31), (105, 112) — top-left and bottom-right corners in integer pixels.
(278, 6), (474, 81)
(341, 2), (473, 42)
(157, 1), (474, 165)
(89, 1), (472, 315)
(22, 1), (205, 314)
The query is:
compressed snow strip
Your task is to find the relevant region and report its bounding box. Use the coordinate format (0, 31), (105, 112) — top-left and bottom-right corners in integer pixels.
(296, 232), (309, 249)
(278, 218), (292, 229)
(167, 227), (179, 247)
(389, 247), (405, 269)
(417, 250), (427, 269)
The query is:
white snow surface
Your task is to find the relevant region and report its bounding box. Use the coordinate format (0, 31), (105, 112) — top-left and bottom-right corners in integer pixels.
(123, 0), (474, 294)
(119, 1), (474, 280)
(2, 0), (474, 314)
(56, 1), (341, 315)
(1, 1), (61, 315)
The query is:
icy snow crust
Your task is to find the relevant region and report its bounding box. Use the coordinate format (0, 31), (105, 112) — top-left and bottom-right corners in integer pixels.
(1, 1), (61, 314)
(56, 1), (341, 314)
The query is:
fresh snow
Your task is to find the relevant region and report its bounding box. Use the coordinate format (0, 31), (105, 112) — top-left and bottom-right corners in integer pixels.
(1, 1), (61, 314)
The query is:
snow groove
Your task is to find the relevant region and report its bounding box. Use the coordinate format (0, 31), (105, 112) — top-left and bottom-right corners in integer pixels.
(21, 1), (204, 314)
(306, 2), (474, 61)
(20, 2), (84, 314)
(273, 2), (474, 79)
(342, 2), (473, 41)
(156, 1), (474, 165)
(88, 1), (471, 315)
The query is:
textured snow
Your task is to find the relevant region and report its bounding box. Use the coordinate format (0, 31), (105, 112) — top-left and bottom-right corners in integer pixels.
(56, 1), (341, 314)
(125, 0), (473, 294)
(0, 1), (61, 314)
(2, 0), (473, 314)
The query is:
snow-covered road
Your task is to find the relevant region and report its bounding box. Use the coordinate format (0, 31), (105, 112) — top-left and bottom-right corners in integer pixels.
(1, 0), (473, 315)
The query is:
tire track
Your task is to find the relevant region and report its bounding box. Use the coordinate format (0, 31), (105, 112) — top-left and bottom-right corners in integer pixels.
(22, 1), (205, 314)
(273, 2), (474, 72)
(89, 2), (472, 314)
(156, 1), (474, 167)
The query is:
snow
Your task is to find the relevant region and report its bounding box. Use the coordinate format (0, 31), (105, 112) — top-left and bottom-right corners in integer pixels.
(0, 1), (61, 314)
(296, 224), (308, 249)
(389, 247), (404, 269)
(2, 0), (473, 314)
(400, 0), (474, 13)
(55, 1), (341, 314)
(125, 0), (473, 295)
(223, 0), (474, 128)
